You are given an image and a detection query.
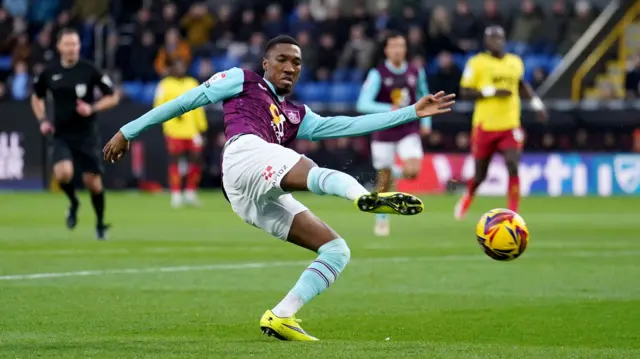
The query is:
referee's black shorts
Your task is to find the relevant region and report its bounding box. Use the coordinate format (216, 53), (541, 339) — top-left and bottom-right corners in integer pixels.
(52, 137), (104, 175)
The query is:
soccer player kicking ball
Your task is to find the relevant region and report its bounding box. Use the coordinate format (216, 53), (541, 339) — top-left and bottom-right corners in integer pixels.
(104, 35), (455, 341)
(357, 31), (432, 236)
(455, 26), (547, 220)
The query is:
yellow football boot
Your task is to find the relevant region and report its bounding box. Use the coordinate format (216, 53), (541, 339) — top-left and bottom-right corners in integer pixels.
(259, 310), (319, 341)
(355, 192), (424, 216)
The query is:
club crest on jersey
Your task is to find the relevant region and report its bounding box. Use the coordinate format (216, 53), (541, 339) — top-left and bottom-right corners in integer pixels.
(75, 84), (87, 98)
(384, 77), (393, 87)
(285, 110), (300, 124)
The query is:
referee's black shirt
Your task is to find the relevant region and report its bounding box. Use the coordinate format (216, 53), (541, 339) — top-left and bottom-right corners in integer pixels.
(33, 59), (115, 142)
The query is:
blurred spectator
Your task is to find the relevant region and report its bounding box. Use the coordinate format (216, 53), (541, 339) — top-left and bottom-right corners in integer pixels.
(575, 128), (589, 150)
(425, 130), (445, 151)
(536, 0), (569, 53)
(633, 129), (640, 152)
(0, 8), (12, 54)
(297, 31), (318, 73)
(133, 7), (151, 39)
(603, 132), (616, 151)
(3, 0), (27, 18)
(8, 60), (28, 100)
(625, 52), (640, 98)
(455, 131), (470, 151)
(559, 0), (594, 55)
(29, 0), (60, 26)
(72, 0), (109, 24)
(410, 54), (425, 70)
(480, 0), (508, 33)
(11, 33), (30, 67)
(407, 26), (426, 58)
(181, 2), (214, 50)
(236, 9), (259, 43)
(316, 33), (339, 80)
(390, 5), (422, 35)
(451, 1), (479, 52)
(309, 0), (339, 21)
(318, 7), (350, 47)
(241, 32), (265, 72)
(154, 28), (191, 77)
(263, 4), (287, 39)
(532, 67), (547, 89)
(510, 0), (542, 46)
(134, 30), (159, 81)
(196, 59), (214, 83)
(427, 6), (457, 56)
(154, 3), (178, 39)
(370, 4), (388, 36)
(431, 51), (462, 96)
(211, 5), (233, 42)
(541, 132), (556, 151)
(51, 10), (73, 40)
(30, 30), (54, 74)
(338, 24), (375, 72)
(290, 3), (316, 37)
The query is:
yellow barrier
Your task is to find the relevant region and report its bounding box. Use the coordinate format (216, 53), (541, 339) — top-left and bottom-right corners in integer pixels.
(571, 1), (640, 100)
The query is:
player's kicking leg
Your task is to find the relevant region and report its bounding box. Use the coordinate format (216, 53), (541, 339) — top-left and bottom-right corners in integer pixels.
(222, 135), (423, 341)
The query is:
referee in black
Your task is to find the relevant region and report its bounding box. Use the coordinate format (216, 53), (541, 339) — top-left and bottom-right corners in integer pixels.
(31, 28), (120, 240)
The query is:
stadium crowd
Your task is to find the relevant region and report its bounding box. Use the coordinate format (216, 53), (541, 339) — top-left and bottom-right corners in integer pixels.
(1, 0), (635, 154)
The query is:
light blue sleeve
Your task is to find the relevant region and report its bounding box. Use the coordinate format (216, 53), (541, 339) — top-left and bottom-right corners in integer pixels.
(417, 67), (432, 129)
(120, 68), (244, 140)
(356, 69), (393, 113)
(297, 105), (418, 141)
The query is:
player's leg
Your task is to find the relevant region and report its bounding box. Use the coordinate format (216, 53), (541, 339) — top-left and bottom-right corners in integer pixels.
(52, 140), (79, 229)
(77, 145), (109, 239)
(370, 141), (396, 236)
(184, 138), (204, 206)
(166, 137), (185, 208)
(499, 128), (524, 212)
(455, 128), (494, 220)
(396, 133), (424, 181)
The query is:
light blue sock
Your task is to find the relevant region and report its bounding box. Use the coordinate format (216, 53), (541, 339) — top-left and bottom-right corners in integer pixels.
(376, 213), (389, 222)
(307, 167), (368, 201)
(272, 238), (351, 317)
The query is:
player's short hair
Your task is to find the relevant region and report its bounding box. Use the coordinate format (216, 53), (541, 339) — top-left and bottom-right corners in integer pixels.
(264, 35), (300, 56)
(485, 25), (505, 37)
(382, 31), (406, 48)
(57, 28), (79, 42)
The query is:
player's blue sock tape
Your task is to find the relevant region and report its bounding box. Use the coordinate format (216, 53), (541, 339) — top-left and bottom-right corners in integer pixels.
(307, 167), (368, 200)
(376, 213), (389, 221)
(291, 238), (351, 304)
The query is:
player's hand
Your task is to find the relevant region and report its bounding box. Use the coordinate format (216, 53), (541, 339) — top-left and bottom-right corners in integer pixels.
(494, 89), (512, 98)
(76, 100), (93, 117)
(414, 91), (456, 118)
(40, 120), (54, 135)
(103, 130), (130, 163)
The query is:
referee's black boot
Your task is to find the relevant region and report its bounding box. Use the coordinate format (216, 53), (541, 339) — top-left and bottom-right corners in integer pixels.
(66, 202), (79, 230)
(96, 223), (110, 241)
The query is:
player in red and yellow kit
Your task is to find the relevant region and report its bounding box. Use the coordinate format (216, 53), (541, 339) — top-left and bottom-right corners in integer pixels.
(154, 60), (208, 208)
(455, 26), (547, 219)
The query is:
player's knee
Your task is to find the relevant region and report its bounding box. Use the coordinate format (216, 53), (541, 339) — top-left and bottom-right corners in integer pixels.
(474, 171), (487, 184)
(506, 162), (519, 177)
(403, 167), (420, 180)
(83, 174), (103, 193)
(319, 238), (351, 271)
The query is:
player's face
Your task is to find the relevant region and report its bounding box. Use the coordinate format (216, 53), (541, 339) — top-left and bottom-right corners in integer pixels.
(57, 33), (81, 63)
(172, 61), (186, 77)
(485, 33), (505, 54)
(263, 43), (302, 95)
(384, 36), (407, 65)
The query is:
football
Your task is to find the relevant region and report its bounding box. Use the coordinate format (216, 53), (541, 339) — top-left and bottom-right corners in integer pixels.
(476, 208), (529, 261)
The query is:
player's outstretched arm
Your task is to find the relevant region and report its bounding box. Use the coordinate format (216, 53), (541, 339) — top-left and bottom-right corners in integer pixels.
(104, 68), (244, 162)
(297, 91), (455, 141)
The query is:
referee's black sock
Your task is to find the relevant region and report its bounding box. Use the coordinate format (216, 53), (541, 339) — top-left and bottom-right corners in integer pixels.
(60, 181), (79, 207)
(91, 191), (105, 226)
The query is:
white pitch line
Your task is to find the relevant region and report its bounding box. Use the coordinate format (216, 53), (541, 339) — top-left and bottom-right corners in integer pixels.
(1, 251), (639, 282)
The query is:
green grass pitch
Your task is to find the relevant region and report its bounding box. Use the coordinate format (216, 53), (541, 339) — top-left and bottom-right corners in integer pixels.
(0, 192), (639, 358)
